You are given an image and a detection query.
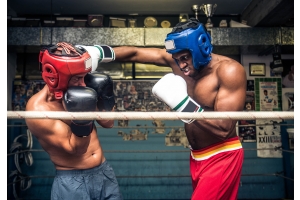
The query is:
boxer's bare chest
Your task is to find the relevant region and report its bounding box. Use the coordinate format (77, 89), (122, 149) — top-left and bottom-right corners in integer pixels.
(185, 74), (218, 111)
(184, 76), (224, 149)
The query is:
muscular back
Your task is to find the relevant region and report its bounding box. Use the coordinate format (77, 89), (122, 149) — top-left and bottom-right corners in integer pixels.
(25, 85), (105, 170)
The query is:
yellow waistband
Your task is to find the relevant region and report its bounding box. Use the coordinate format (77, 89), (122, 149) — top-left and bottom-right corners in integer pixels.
(191, 137), (242, 161)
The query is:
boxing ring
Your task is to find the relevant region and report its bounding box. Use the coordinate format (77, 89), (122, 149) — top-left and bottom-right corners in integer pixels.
(7, 111), (294, 199)
(7, 111), (294, 120)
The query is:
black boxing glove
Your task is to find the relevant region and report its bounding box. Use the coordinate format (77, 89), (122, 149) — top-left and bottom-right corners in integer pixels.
(84, 71), (115, 111)
(63, 86), (97, 137)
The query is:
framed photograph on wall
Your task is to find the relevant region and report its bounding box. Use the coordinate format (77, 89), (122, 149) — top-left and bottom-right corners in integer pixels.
(237, 91), (256, 142)
(245, 91), (255, 111)
(246, 80), (254, 91)
(249, 63), (266, 76)
(254, 78), (282, 111)
(238, 120), (256, 142)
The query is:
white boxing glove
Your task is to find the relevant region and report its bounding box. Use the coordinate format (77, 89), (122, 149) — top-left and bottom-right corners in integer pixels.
(152, 73), (203, 124)
(75, 45), (115, 71)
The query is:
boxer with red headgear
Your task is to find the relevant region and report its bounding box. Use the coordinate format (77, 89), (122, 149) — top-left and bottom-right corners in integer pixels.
(25, 42), (123, 200)
(112, 18), (246, 200)
(39, 42), (92, 99)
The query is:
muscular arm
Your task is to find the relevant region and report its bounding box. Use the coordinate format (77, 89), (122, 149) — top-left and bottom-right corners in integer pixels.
(193, 61), (247, 139)
(25, 87), (92, 155)
(26, 117), (91, 155)
(114, 46), (176, 67)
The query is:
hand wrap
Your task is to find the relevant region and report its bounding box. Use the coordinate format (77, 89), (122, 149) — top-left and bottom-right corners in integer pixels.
(75, 45), (115, 71)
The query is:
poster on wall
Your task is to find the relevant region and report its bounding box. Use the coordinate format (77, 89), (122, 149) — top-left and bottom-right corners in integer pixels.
(244, 91), (255, 111)
(114, 80), (170, 112)
(12, 79), (171, 112)
(12, 80), (45, 111)
(238, 120), (256, 142)
(237, 91), (256, 142)
(254, 78), (282, 111)
(256, 119), (282, 158)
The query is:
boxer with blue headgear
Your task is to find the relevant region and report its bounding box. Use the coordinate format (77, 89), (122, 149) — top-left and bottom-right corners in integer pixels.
(112, 21), (246, 200)
(164, 18), (213, 71)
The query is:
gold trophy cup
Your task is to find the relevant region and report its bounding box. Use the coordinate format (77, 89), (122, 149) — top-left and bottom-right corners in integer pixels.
(200, 4), (217, 28)
(192, 5), (201, 20)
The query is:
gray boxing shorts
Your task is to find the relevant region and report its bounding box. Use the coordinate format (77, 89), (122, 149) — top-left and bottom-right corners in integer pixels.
(51, 160), (123, 200)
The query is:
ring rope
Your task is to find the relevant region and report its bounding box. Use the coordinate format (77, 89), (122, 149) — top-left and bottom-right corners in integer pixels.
(7, 111), (294, 120)
(8, 172), (293, 186)
(7, 147), (293, 156)
(6, 124), (295, 128)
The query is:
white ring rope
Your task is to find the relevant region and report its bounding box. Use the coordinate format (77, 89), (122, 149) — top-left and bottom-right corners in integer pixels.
(7, 111), (294, 120)
(8, 172), (293, 184)
(7, 147), (294, 155)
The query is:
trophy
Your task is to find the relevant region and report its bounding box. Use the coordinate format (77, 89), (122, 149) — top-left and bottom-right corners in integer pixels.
(200, 4), (217, 28)
(191, 5), (201, 20)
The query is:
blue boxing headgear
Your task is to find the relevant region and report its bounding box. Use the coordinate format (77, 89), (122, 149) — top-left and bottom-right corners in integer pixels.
(164, 19), (212, 70)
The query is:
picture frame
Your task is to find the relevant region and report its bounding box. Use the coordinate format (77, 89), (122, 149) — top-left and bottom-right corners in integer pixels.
(249, 63), (266, 76)
(254, 78), (282, 111)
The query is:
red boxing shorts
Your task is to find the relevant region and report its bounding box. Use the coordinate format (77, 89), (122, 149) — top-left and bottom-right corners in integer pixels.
(190, 136), (244, 200)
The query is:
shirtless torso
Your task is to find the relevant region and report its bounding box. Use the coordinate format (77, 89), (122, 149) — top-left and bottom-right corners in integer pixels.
(26, 42), (123, 199)
(25, 84), (106, 170)
(113, 19), (245, 200)
(114, 47), (246, 150)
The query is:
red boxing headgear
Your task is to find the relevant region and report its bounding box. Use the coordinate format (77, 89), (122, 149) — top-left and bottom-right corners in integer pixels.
(39, 42), (92, 99)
